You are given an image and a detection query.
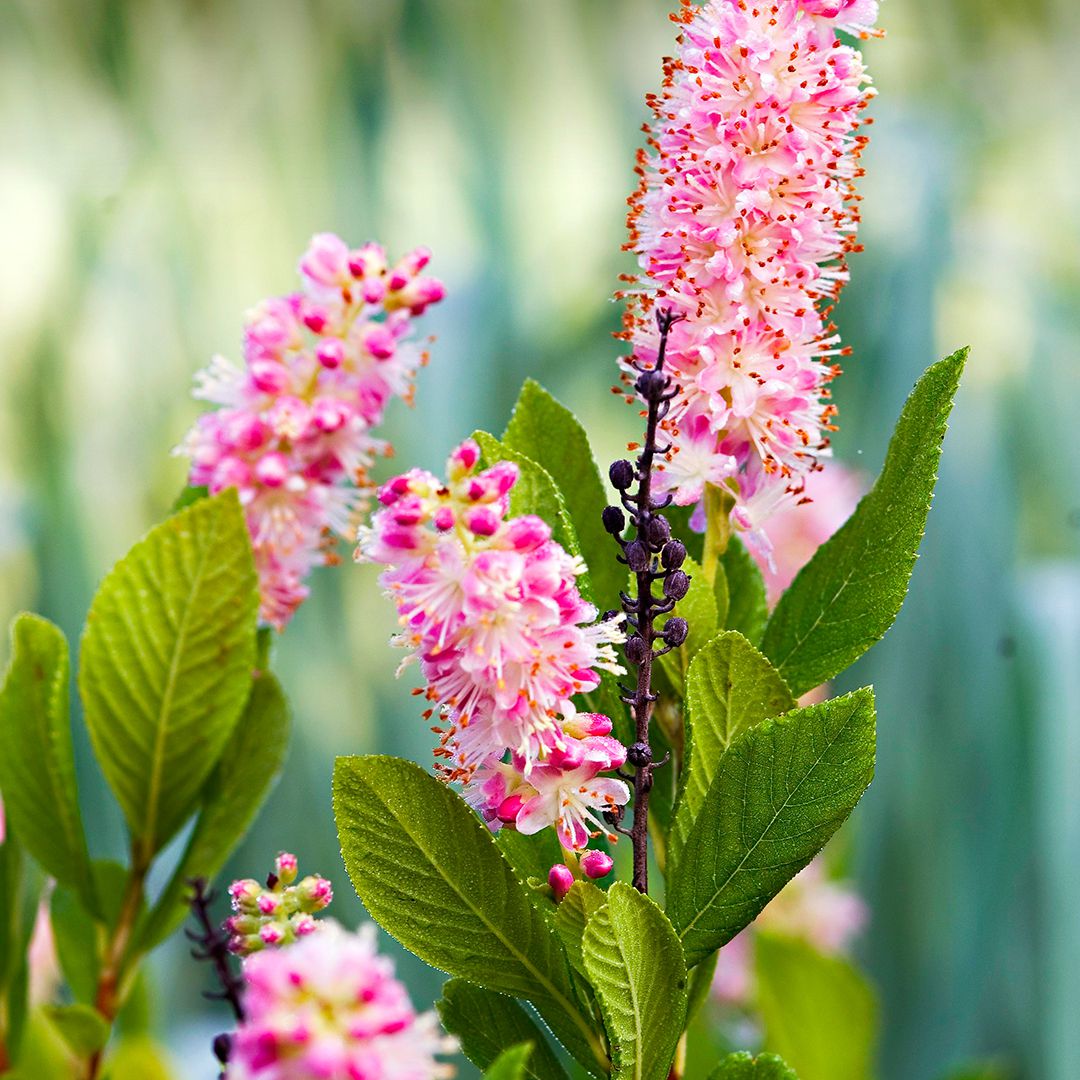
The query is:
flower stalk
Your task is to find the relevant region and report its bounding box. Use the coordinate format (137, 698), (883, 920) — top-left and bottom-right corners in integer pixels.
(607, 307), (689, 893)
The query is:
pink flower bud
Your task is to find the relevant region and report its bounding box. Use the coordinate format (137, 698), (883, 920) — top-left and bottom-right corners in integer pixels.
(229, 879), (261, 908)
(299, 232), (350, 289)
(275, 852), (299, 884)
(504, 515), (550, 552)
(496, 793), (527, 825)
(302, 305), (329, 334)
(257, 893), (281, 916)
(581, 851), (614, 880)
(249, 360), (290, 395)
(433, 507), (455, 531)
(448, 439), (480, 478)
(315, 338), (346, 370)
(361, 324), (396, 360)
(260, 923), (286, 946)
(294, 914), (317, 936)
(312, 399), (351, 433)
(465, 506), (501, 537)
(255, 453), (290, 489)
(548, 864), (575, 902)
(297, 875), (334, 910)
(362, 278), (387, 305)
(548, 739), (587, 771)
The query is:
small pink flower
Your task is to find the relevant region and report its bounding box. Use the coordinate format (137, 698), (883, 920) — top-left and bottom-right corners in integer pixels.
(229, 922), (456, 1080)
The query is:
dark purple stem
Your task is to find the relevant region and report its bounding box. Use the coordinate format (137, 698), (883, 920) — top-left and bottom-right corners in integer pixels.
(605, 308), (688, 893)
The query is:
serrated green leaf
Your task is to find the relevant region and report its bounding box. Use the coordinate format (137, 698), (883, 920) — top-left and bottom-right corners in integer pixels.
(0, 614), (94, 910)
(79, 490), (258, 860)
(504, 381), (623, 610)
(708, 1052), (799, 1079)
(438, 979), (568, 1080)
(686, 949), (720, 1025)
(667, 689), (876, 966)
(670, 633), (795, 868)
(658, 555), (718, 696)
(137, 671), (290, 950)
(755, 934), (877, 1080)
(333, 756), (608, 1076)
(474, 431), (586, 579)
(720, 538), (768, 644)
(42, 1004), (110, 1057)
(761, 350), (967, 696)
(554, 881), (607, 979)
(497, 828), (564, 893)
(582, 883), (688, 1080)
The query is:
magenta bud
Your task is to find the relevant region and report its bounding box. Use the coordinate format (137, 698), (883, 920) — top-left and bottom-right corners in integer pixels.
(362, 324), (396, 360)
(315, 338), (346, 369)
(433, 506), (455, 531)
(581, 851), (614, 880)
(548, 864), (575, 902)
(249, 360), (289, 394)
(496, 793), (526, 825)
(465, 506), (501, 537)
(254, 453), (290, 489)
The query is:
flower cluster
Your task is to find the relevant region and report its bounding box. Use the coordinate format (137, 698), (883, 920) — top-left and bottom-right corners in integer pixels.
(712, 858), (867, 1004)
(227, 853), (333, 956)
(180, 233), (445, 629)
(227, 921), (456, 1080)
(619, 0), (878, 548)
(357, 440), (629, 858)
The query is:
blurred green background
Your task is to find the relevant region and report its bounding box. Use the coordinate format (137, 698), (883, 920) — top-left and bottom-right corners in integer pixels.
(1, 0), (1077, 1077)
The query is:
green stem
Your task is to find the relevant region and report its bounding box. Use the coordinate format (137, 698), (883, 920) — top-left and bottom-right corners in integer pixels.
(701, 483), (734, 585)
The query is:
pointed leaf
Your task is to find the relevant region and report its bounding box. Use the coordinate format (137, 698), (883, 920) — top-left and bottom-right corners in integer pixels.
(554, 881), (607, 979)
(755, 933), (877, 1080)
(484, 1044), (537, 1080)
(0, 614), (94, 909)
(667, 689), (875, 966)
(504, 380), (623, 609)
(438, 979), (569, 1080)
(582, 883), (688, 1080)
(708, 1053), (799, 1079)
(137, 671), (290, 949)
(79, 490), (258, 859)
(42, 1004), (110, 1057)
(761, 350), (967, 696)
(720, 538), (768, 644)
(670, 633), (795, 867)
(333, 756), (608, 1076)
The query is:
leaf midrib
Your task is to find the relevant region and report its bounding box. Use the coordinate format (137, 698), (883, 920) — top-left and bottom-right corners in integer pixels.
(141, 510), (220, 857)
(356, 770), (607, 1069)
(677, 700), (865, 944)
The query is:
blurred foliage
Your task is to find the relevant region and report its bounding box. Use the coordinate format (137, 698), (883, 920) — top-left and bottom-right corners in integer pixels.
(0, 1), (1077, 1078)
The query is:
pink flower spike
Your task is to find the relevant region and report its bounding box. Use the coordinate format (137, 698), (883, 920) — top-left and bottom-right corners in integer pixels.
(581, 851), (614, 880)
(548, 864), (575, 903)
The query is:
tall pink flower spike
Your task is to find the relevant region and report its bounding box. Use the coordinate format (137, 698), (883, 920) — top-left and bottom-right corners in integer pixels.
(618, 0), (879, 554)
(357, 441), (630, 861)
(180, 233), (445, 630)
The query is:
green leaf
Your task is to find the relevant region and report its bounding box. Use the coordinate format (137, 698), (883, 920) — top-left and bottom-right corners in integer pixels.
(333, 756), (608, 1075)
(760, 350), (967, 696)
(658, 555), (718, 696)
(708, 1052), (799, 1079)
(51, 886), (100, 1003)
(554, 881), (607, 979)
(474, 430), (585, 573)
(686, 950), (720, 1025)
(79, 490), (259, 860)
(504, 381), (623, 610)
(755, 934), (877, 1080)
(720, 538), (768, 644)
(497, 828), (565, 891)
(582, 883), (688, 1080)
(170, 484), (208, 513)
(667, 689), (876, 967)
(484, 1044), (537, 1080)
(713, 567), (731, 632)
(437, 979), (569, 1080)
(0, 614), (94, 910)
(670, 633), (795, 868)
(42, 1004), (110, 1057)
(137, 671), (290, 949)
(99, 1035), (175, 1080)
(0, 835), (25, 993)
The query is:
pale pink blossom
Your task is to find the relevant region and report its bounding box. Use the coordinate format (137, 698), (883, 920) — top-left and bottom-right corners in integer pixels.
(620, 0), (877, 549)
(358, 444), (628, 857)
(229, 922), (455, 1080)
(180, 234), (444, 630)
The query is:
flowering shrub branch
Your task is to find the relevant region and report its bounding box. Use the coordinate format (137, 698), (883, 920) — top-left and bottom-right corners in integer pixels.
(0, 3), (973, 1079)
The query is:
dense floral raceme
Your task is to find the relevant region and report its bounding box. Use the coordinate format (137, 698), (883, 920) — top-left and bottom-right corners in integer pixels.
(227, 921), (456, 1080)
(619, 0), (878, 550)
(179, 233), (445, 629)
(227, 852), (334, 956)
(357, 441), (630, 860)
